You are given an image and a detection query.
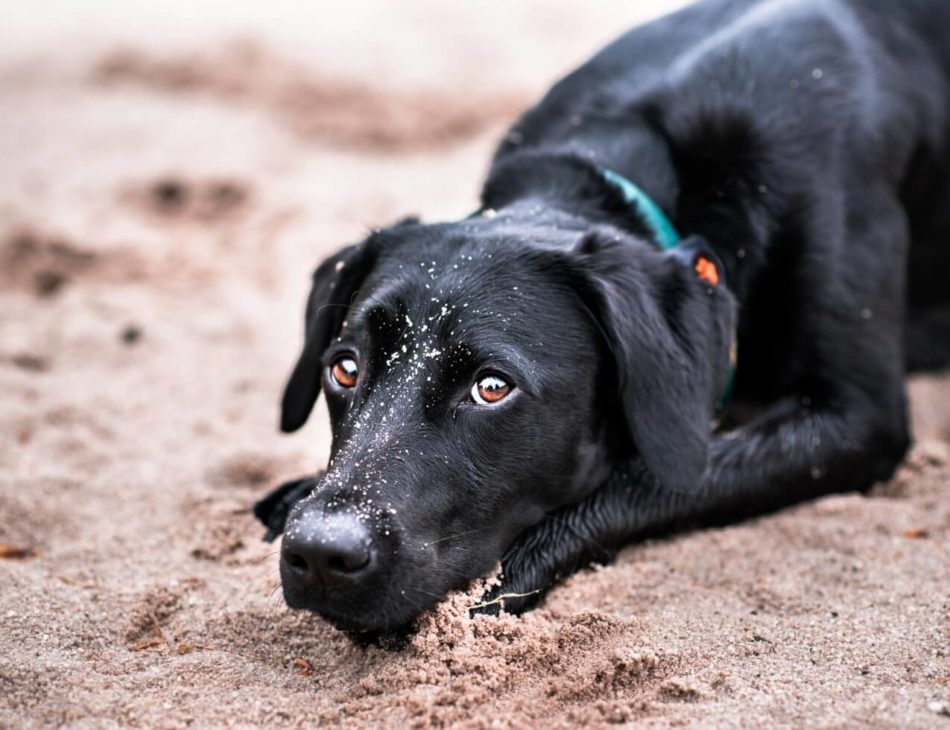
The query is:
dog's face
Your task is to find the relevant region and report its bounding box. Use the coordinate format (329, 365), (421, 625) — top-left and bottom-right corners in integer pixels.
(275, 213), (734, 632)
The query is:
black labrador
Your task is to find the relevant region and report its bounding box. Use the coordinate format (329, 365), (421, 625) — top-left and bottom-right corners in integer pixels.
(255, 0), (950, 634)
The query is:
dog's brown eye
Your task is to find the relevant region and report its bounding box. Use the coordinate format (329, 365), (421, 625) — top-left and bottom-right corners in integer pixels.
(471, 374), (511, 405)
(330, 356), (359, 388)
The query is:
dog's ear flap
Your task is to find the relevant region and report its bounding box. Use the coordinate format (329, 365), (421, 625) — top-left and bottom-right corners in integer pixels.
(280, 241), (378, 433)
(573, 231), (734, 494)
(252, 475), (318, 542)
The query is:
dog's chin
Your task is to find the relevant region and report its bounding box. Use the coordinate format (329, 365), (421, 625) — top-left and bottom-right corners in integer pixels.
(282, 584), (434, 638)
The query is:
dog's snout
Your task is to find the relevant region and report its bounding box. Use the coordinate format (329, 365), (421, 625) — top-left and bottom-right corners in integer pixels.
(281, 511), (373, 587)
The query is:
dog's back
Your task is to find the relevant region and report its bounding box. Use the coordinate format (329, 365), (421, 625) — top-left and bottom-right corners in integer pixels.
(493, 0), (950, 372)
(501, 0), (950, 182)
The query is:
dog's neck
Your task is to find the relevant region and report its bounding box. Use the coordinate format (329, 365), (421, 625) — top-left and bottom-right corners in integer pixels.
(481, 148), (677, 245)
(481, 136), (774, 308)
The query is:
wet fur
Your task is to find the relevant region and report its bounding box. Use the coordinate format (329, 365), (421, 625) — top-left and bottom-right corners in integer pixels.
(256, 0), (950, 631)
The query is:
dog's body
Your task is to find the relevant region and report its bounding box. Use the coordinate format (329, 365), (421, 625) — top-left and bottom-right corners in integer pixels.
(257, 0), (950, 633)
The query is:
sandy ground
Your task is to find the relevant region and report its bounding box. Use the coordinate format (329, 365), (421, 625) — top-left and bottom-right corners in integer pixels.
(1, 2), (949, 727)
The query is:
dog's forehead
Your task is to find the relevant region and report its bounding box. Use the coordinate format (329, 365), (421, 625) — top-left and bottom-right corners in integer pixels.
(370, 225), (573, 304)
(351, 236), (574, 345)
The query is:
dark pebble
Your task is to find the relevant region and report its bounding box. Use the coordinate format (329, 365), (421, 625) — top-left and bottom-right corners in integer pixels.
(152, 179), (187, 211)
(121, 325), (143, 345)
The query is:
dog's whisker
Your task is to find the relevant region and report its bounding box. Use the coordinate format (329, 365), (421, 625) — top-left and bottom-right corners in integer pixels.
(402, 584), (445, 600)
(424, 525), (492, 546)
(313, 302), (356, 318)
(250, 550), (281, 568)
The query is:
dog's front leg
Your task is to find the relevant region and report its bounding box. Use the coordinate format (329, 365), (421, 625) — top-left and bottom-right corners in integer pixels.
(473, 459), (660, 615)
(478, 394), (909, 616)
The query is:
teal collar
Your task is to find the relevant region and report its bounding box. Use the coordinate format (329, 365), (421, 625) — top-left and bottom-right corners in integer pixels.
(602, 168), (681, 250)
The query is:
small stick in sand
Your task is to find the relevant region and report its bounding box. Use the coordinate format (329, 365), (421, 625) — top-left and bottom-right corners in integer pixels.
(468, 590), (541, 612)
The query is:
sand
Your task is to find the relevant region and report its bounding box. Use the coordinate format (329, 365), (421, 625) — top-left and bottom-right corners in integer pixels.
(1, 2), (948, 727)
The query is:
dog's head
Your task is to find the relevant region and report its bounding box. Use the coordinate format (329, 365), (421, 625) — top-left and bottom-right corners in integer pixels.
(269, 211), (734, 632)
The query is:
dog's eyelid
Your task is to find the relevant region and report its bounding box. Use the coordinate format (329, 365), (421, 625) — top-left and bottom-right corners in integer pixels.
(482, 359), (539, 397)
(322, 342), (360, 368)
(465, 344), (538, 391)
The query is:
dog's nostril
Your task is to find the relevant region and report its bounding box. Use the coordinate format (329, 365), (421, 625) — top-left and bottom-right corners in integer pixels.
(327, 548), (369, 574)
(285, 552), (309, 573)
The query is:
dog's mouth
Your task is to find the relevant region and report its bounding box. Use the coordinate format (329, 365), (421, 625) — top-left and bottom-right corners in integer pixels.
(282, 585), (395, 634)
(280, 568), (448, 636)
(298, 602), (415, 643)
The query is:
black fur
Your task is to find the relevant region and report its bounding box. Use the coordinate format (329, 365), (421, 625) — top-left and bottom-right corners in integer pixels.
(256, 0), (950, 632)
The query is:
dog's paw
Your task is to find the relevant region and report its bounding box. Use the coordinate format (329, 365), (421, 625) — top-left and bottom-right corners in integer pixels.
(251, 474), (320, 542)
(469, 506), (621, 619)
(469, 547), (549, 618)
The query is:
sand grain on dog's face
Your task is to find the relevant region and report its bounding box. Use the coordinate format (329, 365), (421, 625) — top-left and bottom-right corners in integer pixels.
(1, 1), (949, 728)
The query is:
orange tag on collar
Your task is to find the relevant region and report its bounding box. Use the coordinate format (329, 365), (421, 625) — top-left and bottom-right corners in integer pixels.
(694, 254), (720, 286)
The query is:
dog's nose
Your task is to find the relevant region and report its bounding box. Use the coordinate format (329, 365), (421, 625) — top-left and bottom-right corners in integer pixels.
(281, 512), (373, 587)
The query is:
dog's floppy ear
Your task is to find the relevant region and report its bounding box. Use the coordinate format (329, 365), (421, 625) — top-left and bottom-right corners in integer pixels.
(280, 241), (379, 432)
(574, 230), (735, 494)
(252, 475), (319, 541)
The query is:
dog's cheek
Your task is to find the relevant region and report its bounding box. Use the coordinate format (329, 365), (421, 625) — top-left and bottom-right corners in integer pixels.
(516, 407), (602, 509)
(326, 395), (349, 446)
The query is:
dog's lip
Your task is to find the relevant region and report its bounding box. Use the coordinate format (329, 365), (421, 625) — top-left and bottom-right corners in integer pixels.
(286, 593), (422, 634)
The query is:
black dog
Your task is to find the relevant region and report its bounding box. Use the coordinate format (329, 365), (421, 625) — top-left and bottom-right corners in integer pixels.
(255, 0), (950, 633)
